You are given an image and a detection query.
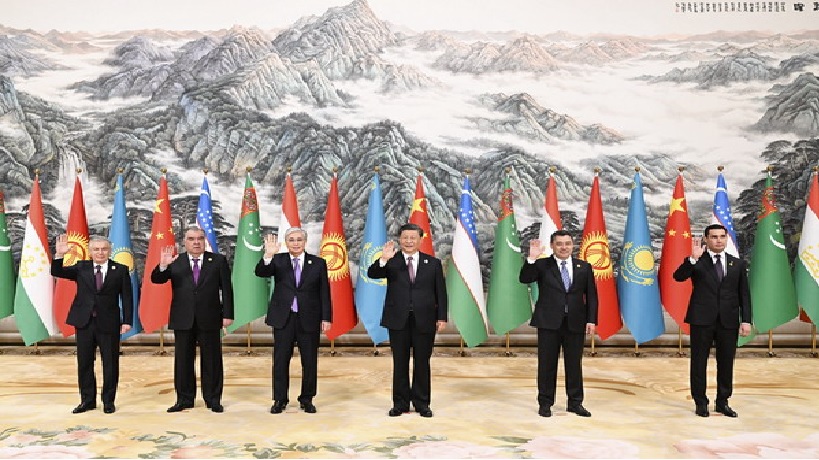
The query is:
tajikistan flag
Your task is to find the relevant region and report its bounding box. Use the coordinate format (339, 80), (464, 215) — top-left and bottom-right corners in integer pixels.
(14, 176), (56, 345)
(796, 171), (819, 323)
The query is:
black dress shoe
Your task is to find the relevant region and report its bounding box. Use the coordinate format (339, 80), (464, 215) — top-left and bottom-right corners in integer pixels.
(210, 404), (224, 413)
(538, 407), (552, 417)
(103, 404), (116, 414)
(715, 404), (737, 418)
(417, 408), (433, 418)
(388, 407), (408, 417)
(300, 401), (317, 413)
(167, 402), (194, 413)
(695, 405), (710, 417)
(270, 401), (287, 414)
(567, 405), (592, 417)
(72, 402), (96, 414)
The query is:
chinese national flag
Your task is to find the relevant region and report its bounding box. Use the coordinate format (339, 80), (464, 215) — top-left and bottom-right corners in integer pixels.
(54, 177), (90, 337)
(138, 176), (175, 333)
(320, 174), (357, 340)
(409, 174), (434, 256)
(658, 174), (692, 334)
(579, 175), (622, 340)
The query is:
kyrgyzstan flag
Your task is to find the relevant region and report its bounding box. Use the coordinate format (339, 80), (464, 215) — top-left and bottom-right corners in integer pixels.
(409, 173), (435, 256)
(138, 175), (175, 333)
(54, 176), (90, 337)
(579, 172), (622, 340)
(320, 172), (357, 340)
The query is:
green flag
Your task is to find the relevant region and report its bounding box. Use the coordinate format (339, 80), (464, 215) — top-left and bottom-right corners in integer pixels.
(227, 174), (268, 333)
(739, 174), (799, 346)
(486, 175), (532, 335)
(0, 190), (14, 319)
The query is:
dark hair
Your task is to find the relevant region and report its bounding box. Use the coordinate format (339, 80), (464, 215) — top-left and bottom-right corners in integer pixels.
(704, 224), (727, 238)
(399, 223), (424, 238)
(550, 229), (573, 243)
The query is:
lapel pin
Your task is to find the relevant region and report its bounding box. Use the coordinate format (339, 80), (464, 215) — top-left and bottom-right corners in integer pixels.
(308, 260), (312, 265)
(111, 266), (116, 270)
(208, 257), (213, 262)
(424, 259), (428, 264)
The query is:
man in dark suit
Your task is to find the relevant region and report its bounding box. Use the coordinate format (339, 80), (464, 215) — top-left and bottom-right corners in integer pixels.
(255, 227), (332, 414)
(673, 224), (752, 418)
(51, 234), (133, 414)
(519, 230), (597, 418)
(151, 226), (234, 413)
(367, 223), (447, 418)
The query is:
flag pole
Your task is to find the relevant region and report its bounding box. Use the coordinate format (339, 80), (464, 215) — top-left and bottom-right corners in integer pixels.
(373, 343), (379, 356)
(246, 327), (252, 355)
(634, 341), (640, 357)
(590, 335), (596, 357)
(768, 330), (775, 357)
(677, 328), (685, 357)
(505, 333), (512, 357)
(811, 324), (817, 358)
(331, 340), (336, 357)
(459, 337), (465, 357)
(158, 327), (166, 355)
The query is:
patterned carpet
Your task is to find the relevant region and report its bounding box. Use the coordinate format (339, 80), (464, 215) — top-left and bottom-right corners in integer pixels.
(0, 346), (817, 458)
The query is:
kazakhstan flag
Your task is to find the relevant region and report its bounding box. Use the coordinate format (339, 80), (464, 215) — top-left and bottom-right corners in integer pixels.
(110, 174), (142, 340)
(355, 173), (389, 344)
(617, 172), (664, 344)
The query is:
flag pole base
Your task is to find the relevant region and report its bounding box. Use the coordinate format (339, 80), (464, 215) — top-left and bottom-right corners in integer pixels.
(330, 341), (337, 357)
(372, 344), (379, 357)
(589, 336), (597, 357)
(633, 342), (641, 358)
(155, 329), (168, 355)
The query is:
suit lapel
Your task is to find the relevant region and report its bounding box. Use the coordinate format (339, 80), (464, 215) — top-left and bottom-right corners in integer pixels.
(298, 254), (315, 287)
(100, 260), (116, 291)
(700, 254), (721, 285)
(547, 257), (564, 290)
(197, 252), (215, 286)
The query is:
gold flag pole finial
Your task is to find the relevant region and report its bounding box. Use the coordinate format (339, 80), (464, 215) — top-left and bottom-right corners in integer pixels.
(504, 166), (511, 174)
(332, 166), (339, 173)
(594, 167), (601, 176)
(634, 166), (641, 172)
(678, 165), (685, 173)
(465, 168), (472, 175)
(203, 168), (209, 175)
(374, 166), (380, 173)
(76, 168), (83, 174)
(549, 165), (556, 174)
(117, 167), (124, 174)
(287, 165), (292, 173)
(34, 168), (40, 176)
(812, 166), (818, 173)
(766, 164), (774, 173)
(416, 165), (425, 173)
(245, 166), (252, 173)
(160, 168), (167, 175)
(717, 165), (725, 172)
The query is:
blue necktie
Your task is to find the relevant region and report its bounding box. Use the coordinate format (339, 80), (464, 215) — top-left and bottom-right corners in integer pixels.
(560, 260), (571, 291)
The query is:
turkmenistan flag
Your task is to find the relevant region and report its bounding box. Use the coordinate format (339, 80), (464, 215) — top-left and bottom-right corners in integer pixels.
(486, 174), (532, 336)
(796, 170), (819, 323)
(0, 189), (14, 319)
(740, 173), (799, 346)
(227, 173), (268, 333)
(14, 175), (56, 345)
(446, 176), (487, 347)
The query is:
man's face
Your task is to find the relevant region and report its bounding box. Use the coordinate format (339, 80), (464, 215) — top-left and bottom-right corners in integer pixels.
(285, 231), (306, 256)
(551, 235), (574, 259)
(704, 229), (728, 253)
(89, 241), (111, 264)
(184, 229), (206, 256)
(399, 229), (421, 255)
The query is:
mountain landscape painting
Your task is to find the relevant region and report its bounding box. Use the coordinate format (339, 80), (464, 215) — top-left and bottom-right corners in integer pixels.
(2, 0), (818, 345)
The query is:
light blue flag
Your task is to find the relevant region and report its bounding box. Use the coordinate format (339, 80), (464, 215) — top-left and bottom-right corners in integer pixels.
(110, 174), (142, 340)
(355, 173), (389, 344)
(617, 172), (664, 344)
(710, 172), (739, 257)
(197, 176), (219, 253)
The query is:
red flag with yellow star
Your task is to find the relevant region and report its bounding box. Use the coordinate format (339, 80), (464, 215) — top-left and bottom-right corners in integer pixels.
(54, 177), (90, 337)
(580, 174), (621, 340)
(658, 173), (692, 334)
(321, 173), (357, 340)
(138, 175), (175, 333)
(409, 174), (434, 256)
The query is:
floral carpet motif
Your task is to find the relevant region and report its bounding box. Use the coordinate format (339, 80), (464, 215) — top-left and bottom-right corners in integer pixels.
(0, 349), (817, 458)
